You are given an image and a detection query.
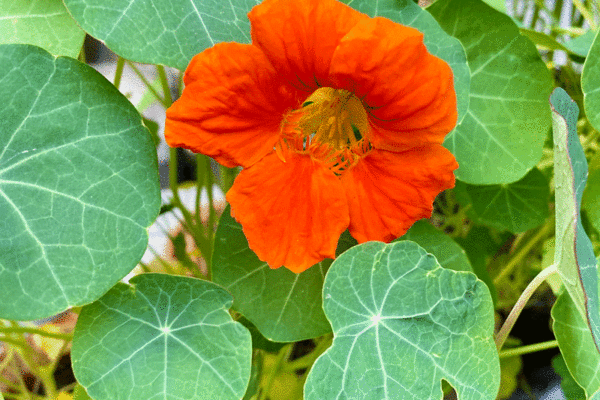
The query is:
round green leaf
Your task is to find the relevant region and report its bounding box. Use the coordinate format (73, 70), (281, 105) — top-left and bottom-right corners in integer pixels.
(456, 168), (550, 233)
(0, 0), (85, 58)
(428, 0), (553, 184)
(582, 29), (600, 132)
(342, 0), (470, 124)
(551, 88), (600, 353)
(304, 241), (499, 400)
(395, 220), (473, 272)
(0, 44), (160, 320)
(552, 290), (600, 400)
(212, 207), (337, 342)
(62, 0), (259, 71)
(72, 273), (252, 400)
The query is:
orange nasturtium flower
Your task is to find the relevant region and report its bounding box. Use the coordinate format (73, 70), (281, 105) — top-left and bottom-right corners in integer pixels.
(165, 0), (459, 273)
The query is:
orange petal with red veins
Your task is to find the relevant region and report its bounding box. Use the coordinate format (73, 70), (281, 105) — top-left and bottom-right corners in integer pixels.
(227, 148), (349, 273)
(248, 0), (368, 90)
(343, 146), (458, 243)
(165, 43), (301, 168)
(329, 17), (457, 151)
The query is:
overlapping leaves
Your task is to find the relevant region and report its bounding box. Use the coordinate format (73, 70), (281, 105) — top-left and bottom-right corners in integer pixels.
(72, 273), (252, 400)
(0, 44), (160, 320)
(304, 241), (499, 400)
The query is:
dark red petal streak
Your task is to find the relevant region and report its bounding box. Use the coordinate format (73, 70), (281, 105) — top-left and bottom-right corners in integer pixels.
(343, 147), (458, 243)
(165, 43), (300, 168)
(227, 148), (349, 273)
(249, 0), (368, 90)
(329, 17), (457, 151)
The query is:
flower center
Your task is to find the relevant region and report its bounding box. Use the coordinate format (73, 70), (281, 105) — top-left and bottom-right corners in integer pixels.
(280, 87), (371, 174)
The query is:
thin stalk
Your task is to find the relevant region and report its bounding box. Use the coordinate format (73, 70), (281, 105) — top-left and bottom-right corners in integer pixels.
(195, 154), (206, 224)
(126, 61), (167, 107)
(113, 57), (126, 89)
(258, 345), (293, 400)
(0, 336), (28, 348)
(499, 340), (559, 358)
(284, 335), (333, 372)
(573, 0), (598, 30)
(495, 264), (558, 350)
(493, 220), (554, 285)
(0, 326), (72, 341)
(156, 65), (173, 105)
(205, 157), (215, 247)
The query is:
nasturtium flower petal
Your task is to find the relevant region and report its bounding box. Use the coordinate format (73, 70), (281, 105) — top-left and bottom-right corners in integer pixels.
(249, 0), (368, 88)
(329, 17), (457, 151)
(226, 148), (350, 273)
(165, 43), (301, 169)
(343, 147), (457, 243)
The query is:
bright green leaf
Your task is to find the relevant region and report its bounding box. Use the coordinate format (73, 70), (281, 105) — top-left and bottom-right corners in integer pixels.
(62, 0), (259, 71)
(457, 168), (550, 233)
(304, 241), (499, 400)
(584, 152), (600, 233)
(341, 0), (470, 124)
(396, 220), (473, 272)
(0, 391), (4, 400)
(566, 29), (598, 59)
(519, 28), (573, 54)
(72, 273), (252, 400)
(0, 44), (160, 320)
(428, 0), (553, 184)
(551, 87), (600, 355)
(582, 29), (600, 132)
(73, 384), (93, 400)
(0, 0), (85, 58)
(552, 290), (600, 400)
(551, 354), (587, 400)
(212, 207), (337, 342)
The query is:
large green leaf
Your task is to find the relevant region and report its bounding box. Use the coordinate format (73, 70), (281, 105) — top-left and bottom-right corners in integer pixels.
(551, 354), (587, 400)
(72, 273), (252, 400)
(552, 290), (600, 400)
(341, 0), (470, 124)
(0, 44), (160, 320)
(62, 0), (260, 71)
(583, 152), (600, 233)
(304, 241), (499, 400)
(456, 168), (550, 233)
(582, 29), (600, 132)
(551, 88), (600, 352)
(212, 207), (340, 342)
(0, 0), (85, 59)
(396, 220), (473, 272)
(428, 0), (553, 184)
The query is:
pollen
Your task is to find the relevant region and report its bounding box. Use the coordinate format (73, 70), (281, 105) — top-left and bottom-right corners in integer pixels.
(281, 87), (371, 174)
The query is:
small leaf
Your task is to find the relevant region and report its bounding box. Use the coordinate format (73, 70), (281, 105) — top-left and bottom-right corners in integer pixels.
(551, 87), (600, 351)
(582, 29), (600, 132)
(342, 0), (470, 124)
(396, 220), (473, 272)
(428, 0), (553, 184)
(72, 273), (252, 400)
(552, 290), (600, 399)
(73, 384), (93, 400)
(0, 0), (85, 58)
(212, 207), (333, 342)
(551, 354), (587, 400)
(458, 168), (550, 233)
(0, 44), (160, 320)
(63, 0), (259, 71)
(304, 241), (499, 400)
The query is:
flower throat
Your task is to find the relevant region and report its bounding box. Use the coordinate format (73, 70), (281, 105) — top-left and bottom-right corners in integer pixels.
(280, 87), (371, 175)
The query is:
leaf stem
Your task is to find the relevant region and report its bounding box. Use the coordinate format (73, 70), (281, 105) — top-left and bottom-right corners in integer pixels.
(495, 264), (558, 350)
(125, 61), (167, 107)
(572, 0), (598, 30)
(493, 220), (554, 285)
(499, 340), (559, 358)
(0, 326), (72, 341)
(258, 344), (293, 400)
(113, 57), (125, 89)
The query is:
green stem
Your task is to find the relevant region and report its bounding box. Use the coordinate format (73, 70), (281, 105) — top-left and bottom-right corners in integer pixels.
(499, 340), (559, 359)
(284, 335), (333, 372)
(113, 57), (126, 89)
(258, 345), (292, 400)
(493, 220), (554, 285)
(156, 65), (173, 105)
(0, 326), (72, 341)
(495, 264), (558, 350)
(126, 61), (167, 107)
(572, 0), (598, 30)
